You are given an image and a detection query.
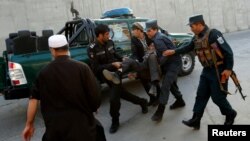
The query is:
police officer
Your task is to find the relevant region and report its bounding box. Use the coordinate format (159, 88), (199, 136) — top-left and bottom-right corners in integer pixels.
(103, 22), (161, 106)
(163, 15), (237, 129)
(146, 20), (186, 122)
(22, 35), (102, 141)
(87, 24), (148, 133)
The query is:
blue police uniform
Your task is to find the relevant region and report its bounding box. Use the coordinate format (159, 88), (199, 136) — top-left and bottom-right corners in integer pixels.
(152, 32), (183, 105)
(145, 20), (185, 121)
(175, 15), (237, 129)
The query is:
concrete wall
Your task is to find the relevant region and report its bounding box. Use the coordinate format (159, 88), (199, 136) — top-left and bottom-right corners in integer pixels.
(1, 0), (250, 53)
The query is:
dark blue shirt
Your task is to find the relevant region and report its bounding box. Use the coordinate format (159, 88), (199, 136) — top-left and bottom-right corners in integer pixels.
(152, 32), (181, 65)
(152, 32), (175, 58)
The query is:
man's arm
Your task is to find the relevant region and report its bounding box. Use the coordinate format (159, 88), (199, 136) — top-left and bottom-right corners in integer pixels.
(130, 43), (137, 60)
(174, 38), (195, 54)
(81, 64), (101, 112)
(152, 39), (166, 61)
(87, 47), (116, 73)
(210, 29), (234, 78)
(25, 99), (38, 126)
(130, 37), (139, 60)
(22, 75), (41, 141)
(22, 99), (38, 141)
(154, 37), (176, 59)
(210, 29), (234, 70)
(163, 38), (195, 56)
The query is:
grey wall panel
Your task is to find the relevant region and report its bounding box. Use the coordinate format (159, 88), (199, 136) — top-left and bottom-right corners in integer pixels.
(1, 0), (250, 52)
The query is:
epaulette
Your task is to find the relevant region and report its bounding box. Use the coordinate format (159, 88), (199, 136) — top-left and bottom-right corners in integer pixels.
(90, 43), (96, 49)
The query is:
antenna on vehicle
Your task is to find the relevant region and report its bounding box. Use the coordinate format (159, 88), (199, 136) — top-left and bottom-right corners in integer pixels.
(70, 1), (80, 20)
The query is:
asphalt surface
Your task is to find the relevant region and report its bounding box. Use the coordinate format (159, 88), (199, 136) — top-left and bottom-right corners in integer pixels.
(0, 30), (250, 141)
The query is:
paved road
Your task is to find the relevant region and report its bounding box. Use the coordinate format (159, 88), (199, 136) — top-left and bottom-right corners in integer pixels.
(0, 30), (250, 141)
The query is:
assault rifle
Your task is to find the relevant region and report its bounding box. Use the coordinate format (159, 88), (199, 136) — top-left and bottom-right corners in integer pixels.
(211, 48), (246, 100)
(230, 71), (246, 100)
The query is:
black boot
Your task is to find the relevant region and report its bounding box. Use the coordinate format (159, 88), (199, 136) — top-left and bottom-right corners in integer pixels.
(109, 119), (120, 134)
(182, 113), (202, 130)
(170, 97), (185, 110)
(140, 99), (148, 114)
(151, 104), (165, 122)
(148, 95), (159, 107)
(224, 110), (237, 125)
(148, 82), (160, 106)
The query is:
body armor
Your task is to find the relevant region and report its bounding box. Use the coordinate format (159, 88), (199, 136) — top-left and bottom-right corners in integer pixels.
(194, 29), (223, 67)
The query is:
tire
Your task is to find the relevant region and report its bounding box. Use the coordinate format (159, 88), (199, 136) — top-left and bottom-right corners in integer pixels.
(178, 51), (195, 76)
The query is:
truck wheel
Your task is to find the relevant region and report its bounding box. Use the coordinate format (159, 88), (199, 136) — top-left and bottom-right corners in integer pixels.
(178, 52), (195, 76)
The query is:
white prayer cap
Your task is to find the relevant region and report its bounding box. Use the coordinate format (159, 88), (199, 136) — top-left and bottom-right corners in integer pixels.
(48, 35), (68, 48)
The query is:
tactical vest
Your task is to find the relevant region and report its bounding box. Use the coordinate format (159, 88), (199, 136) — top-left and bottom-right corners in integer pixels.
(194, 29), (224, 67)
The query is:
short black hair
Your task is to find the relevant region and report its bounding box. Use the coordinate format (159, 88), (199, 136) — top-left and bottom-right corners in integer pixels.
(151, 26), (158, 31)
(95, 24), (110, 37)
(193, 21), (205, 26)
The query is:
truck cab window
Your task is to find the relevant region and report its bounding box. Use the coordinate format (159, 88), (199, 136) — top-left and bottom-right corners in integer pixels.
(108, 22), (131, 42)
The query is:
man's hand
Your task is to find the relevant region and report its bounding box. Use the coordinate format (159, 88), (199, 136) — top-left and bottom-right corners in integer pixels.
(22, 124), (35, 141)
(221, 70), (232, 80)
(128, 73), (137, 80)
(22, 99), (38, 141)
(112, 62), (122, 69)
(162, 50), (175, 56)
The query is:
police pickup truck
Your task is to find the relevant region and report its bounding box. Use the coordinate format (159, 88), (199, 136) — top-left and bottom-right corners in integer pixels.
(0, 8), (194, 100)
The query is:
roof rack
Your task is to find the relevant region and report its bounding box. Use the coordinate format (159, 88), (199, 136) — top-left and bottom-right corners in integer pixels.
(101, 7), (134, 19)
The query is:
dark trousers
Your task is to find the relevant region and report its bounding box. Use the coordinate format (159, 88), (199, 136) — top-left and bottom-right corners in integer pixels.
(140, 77), (181, 99)
(170, 81), (182, 99)
(139, 76), (161, 98)
(193, 67), (235, 116)
(96, 119), (106, 141)
(122, 54), (161, 99)
(107, 81), (145, 121)
(160, 59), (182, 105)
(123, 55), (182, 101)
(42, 111), (97, 141)
(122, 54), (161, 82)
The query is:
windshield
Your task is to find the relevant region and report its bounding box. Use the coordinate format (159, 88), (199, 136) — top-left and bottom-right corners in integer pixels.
(107, 22), (131, 42)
